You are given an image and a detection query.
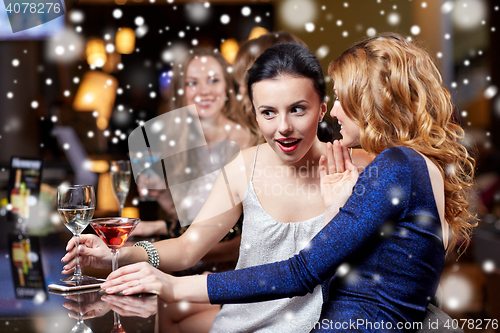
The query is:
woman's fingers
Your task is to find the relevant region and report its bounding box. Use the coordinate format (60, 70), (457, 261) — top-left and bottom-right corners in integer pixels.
(101, 263), (164, 296)
(319, 155), (327, 179)
(326, 142), (336, 175)
(333, 140), (345, 173)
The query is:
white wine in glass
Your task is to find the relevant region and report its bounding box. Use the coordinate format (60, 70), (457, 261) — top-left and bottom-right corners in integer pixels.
(57, 185), (99, 285)
(110, 160), (131, 217)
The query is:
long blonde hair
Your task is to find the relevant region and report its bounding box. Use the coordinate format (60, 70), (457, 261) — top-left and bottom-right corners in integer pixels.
(328, 32), (476, 251)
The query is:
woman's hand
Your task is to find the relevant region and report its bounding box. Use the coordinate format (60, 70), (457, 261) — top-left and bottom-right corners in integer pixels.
(63, 292), (111, 320)
(101, 262), (174, 302)
(319, 140), (359, 223)
(61, 234), (113, 274)
(101, 294), (158, 318)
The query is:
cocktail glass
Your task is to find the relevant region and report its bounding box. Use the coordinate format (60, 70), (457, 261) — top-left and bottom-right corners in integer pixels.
(89, 217), (140, 272)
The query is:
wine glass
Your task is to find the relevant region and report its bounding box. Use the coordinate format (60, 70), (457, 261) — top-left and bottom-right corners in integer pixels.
(89, 217), (140, 272)
(58, 185), (98, 284)
(110, 160), (131, 217)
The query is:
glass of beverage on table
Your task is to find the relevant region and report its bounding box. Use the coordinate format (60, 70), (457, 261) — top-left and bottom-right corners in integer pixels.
(57, 184), (98, 284)
(89, 217), (140, 272)
(110, 160), (131, 217)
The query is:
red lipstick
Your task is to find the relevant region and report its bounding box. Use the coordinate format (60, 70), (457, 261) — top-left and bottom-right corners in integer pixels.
(276, 138), (301, 152)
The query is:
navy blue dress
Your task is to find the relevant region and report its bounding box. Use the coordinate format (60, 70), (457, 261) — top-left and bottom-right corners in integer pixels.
(207, 147), (446, 332)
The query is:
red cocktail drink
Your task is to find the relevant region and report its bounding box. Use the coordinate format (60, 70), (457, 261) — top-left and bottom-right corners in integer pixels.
(90, 217), (140, 272)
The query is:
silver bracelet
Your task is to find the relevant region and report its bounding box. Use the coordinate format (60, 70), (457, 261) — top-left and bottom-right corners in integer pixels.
(133, 241), (160, 268)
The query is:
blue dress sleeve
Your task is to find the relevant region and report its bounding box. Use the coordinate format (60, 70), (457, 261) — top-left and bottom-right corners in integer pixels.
(207, 147), (413, 304)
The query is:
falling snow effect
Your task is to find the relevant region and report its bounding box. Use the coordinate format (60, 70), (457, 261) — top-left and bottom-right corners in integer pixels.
(0, 0), (497, 320)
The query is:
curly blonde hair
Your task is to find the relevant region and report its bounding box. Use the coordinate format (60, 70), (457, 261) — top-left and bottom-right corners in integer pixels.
(328, 32), (476, 251)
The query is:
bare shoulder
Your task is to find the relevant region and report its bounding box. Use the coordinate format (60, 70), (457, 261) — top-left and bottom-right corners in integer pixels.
(228, 125), (254, 149)
(351, 149), (374, 170)
(223, 145), (260, 198)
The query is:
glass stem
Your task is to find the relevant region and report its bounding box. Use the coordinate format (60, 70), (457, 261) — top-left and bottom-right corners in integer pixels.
(119, 204), (124, 217)
(74, 233), (82, 278)
(111, 249), (119, 271)
(113, 311), (122, 329)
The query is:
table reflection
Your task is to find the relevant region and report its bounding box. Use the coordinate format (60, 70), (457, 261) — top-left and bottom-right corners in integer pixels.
(0, 222), (156, 333)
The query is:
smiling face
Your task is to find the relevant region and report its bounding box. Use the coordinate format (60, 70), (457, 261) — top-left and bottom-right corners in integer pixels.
(252, 75), (326, 164)
(184, 56), (227, 119)
(330, 89), (360, 147)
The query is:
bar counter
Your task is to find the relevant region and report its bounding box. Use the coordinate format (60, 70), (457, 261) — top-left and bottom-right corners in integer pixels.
(0, 219), (157, 333)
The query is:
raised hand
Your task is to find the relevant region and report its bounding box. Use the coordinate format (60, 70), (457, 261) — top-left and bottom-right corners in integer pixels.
(61, 234), (113, 274)
(319, 140), (360, 223)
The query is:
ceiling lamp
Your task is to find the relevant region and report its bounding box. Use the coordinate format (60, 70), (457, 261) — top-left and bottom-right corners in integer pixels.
(72, 71), (118, 130)
(86, 38), (107, 67)
(115, 28), (135, 54)
(248, 27), (269, 40)
(220, 38), (239, 64)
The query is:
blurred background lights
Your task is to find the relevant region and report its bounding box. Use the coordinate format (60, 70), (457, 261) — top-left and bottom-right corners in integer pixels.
(135, 16), (145, 26)
(113, 9), (123, 19)
(221, 38), (239, 64)
(484, 86), (498, 99)
(411, 25), (421, 35)
(185, 2), (210, 24)
(12, 59), (19, 67)
(86, 39), (107, 67)
(366, 28), (376, 37)
(161, 43), (187, 64)
(337, 263), (350, 277)
(387, 13), (400, 25)
(305, 23), (315, 32)
(46, 28), (84, 63)
(453, 0), (486, 31)
(280, 0), (317, 30)
(69, 9), (84, 23)
(315, 45), (329, 59)
(31, 101), (38, 109)
(482, 260), (495, 273)
(241, 6), (251, 16)
(441, 1), (454, 14)
(136, 25), (149, 38)
(105, 44), (115, 53)
(248, 26), (269, 40)
(220, 14), (230, 25)
(116, 28), (136, 54)
(442, 275), (473, 312)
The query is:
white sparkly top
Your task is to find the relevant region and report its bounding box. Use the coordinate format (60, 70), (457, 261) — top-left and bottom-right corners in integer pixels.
(210, 145), (324, 333)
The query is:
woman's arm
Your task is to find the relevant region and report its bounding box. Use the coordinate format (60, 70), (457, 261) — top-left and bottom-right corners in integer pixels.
(99, 147), (413, 303)
(206, 147), (413, 304)
(63, 150), (249, 273)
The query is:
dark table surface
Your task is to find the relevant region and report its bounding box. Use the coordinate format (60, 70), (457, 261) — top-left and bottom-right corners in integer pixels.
(0, 219), (157, 333)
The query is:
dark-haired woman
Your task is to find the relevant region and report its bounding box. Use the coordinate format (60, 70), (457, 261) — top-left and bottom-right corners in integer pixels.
(63, 43), (373, 332)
